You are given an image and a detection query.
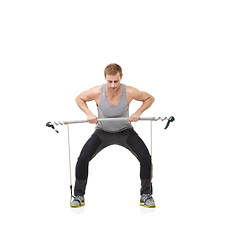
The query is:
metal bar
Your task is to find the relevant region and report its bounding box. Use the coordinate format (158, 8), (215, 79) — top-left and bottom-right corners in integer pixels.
(51, 117), (170, 126)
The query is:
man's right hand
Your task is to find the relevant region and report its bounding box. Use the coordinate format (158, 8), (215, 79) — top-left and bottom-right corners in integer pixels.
(87, 114), (98, 124)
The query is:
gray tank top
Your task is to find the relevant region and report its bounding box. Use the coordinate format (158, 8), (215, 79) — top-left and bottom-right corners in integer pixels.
(96, 83), (133, 132)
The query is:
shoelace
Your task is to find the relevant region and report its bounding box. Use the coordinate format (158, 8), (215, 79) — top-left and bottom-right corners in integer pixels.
(73, 196), (83, 203)
(141, 194), (154, 202)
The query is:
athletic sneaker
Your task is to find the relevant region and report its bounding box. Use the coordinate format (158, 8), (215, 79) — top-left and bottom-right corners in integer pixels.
(140, 194), (156, 208)
(70, 195), (85, 207)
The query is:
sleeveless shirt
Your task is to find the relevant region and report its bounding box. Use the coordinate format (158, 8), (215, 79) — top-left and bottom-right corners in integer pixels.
(96, 83), (133, 133)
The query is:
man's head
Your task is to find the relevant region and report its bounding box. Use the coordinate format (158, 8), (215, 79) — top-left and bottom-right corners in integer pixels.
(104, 63), (123, 93)
(104, 63), (122, 78)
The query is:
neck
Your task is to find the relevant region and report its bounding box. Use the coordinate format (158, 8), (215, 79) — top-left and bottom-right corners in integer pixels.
(105, 84), (122, 96)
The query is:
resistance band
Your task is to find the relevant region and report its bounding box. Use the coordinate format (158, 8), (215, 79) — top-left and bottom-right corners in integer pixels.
(46, 116), (175, 202)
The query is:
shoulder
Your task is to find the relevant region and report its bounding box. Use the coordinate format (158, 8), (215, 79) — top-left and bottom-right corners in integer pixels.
(87, 85), (102, 99)
(126, 85), (154, 101)
(77, 85), (101, 101)
(126, 85), (142, 97)
(126, 85), (137, 94)
(89, 85), (101, 94)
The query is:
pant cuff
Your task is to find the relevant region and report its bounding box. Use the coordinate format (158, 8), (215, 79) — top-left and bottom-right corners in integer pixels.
(74, 179), (87, 196)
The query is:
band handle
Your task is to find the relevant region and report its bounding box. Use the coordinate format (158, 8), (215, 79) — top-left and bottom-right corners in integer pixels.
(164, 116), (175, 129)
(46, 122), (59, 133)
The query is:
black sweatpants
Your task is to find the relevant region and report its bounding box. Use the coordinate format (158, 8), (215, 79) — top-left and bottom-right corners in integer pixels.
(74, 128), (153, 196)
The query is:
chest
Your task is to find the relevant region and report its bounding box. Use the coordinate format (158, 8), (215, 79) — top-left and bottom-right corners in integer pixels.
(105, 92), (122, 106)
(96, 84), (132, 107)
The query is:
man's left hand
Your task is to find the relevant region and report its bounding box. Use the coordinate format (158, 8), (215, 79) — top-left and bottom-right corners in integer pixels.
(129, 113), (140, 123)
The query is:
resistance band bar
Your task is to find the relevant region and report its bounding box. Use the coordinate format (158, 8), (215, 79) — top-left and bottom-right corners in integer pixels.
(46, 116), (175, 133)
(46, 116), (175, 202)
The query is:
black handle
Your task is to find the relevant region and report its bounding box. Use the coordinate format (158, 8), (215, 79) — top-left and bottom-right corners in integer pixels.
(164, 116), (175, 129)
(46, 122), (59, 133)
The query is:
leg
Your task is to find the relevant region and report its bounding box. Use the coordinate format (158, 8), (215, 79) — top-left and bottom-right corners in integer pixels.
(74, 132), (102, 196)
(125, 129), (153, 195)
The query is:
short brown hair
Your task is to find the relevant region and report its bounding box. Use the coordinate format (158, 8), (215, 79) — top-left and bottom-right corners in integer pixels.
(104, 63), (122, 78)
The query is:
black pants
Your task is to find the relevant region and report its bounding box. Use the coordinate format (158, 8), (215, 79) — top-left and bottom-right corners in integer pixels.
(74, 128), (153, 196)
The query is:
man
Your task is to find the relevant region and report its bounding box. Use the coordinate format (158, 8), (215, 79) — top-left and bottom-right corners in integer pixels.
(71, 63), (155, 208)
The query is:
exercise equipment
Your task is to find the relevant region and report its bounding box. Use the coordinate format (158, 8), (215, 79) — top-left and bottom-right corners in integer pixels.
(46, 116), (175, 133)
(46, 116), (175, 202)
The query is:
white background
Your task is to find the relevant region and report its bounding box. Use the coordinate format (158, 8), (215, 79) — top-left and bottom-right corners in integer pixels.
(0, 0), (239, 239)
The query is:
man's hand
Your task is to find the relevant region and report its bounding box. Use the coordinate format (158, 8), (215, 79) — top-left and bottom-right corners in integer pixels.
(87, 114), (98, 124)
(129, 113), (140, 123)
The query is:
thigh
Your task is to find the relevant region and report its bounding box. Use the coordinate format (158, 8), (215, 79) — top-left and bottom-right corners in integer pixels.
(125, 129), (151, 159)
(79, 132), (102, 160)
(79, 129), (117, 160)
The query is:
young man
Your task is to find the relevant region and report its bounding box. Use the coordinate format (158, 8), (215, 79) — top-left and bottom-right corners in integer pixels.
(71, 63), (155, 208)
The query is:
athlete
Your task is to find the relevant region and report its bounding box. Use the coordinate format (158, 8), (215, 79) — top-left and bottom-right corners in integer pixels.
(71, 63), (156, 208)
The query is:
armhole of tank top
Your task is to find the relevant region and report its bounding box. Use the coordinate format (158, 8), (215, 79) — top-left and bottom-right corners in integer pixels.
(98, 84), (105, 107)
(119, 84), (124, 99)
(122, 84), (126, 95)
(122, 84), (128, 105)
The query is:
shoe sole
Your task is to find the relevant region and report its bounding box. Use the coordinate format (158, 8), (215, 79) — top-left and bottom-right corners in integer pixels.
(140, 202), (156, 208)
(70, 202), (85, 208)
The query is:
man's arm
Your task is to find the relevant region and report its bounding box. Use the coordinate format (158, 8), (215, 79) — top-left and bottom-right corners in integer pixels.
(127, 86), (155, 122)
(75, 86), (101, 124)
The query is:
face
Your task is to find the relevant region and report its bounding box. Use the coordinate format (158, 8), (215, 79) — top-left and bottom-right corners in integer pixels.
(105, 72), (122, 93)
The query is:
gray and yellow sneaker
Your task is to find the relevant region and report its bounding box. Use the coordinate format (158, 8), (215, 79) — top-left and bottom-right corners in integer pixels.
(70, 195), (85, 207)
(140, 194), (156, 208)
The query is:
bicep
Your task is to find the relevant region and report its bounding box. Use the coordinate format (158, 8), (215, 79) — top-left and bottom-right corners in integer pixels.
(128, 86), (151, 102)
(76, 86), (100, 102)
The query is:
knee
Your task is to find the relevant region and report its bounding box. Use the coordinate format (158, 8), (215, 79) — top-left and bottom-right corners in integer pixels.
(76, 153), (91, 168)
(139, 153), (151, 165)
